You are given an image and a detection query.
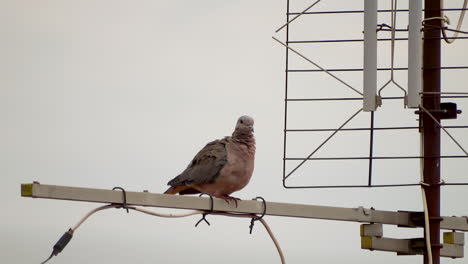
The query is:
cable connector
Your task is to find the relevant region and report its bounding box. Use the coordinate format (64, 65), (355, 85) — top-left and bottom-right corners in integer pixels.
(41, 229), (74, 264)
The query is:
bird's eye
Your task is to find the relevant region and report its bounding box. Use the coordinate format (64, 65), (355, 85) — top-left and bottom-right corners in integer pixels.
(240, 120), (244, 124)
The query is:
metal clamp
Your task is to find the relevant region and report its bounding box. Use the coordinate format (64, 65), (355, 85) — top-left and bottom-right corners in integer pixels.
(112, 187), (129, 213)
(195, 193), (214, 227)
(249, 197), (267, 234)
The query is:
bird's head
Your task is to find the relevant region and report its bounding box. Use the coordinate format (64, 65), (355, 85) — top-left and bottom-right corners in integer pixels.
(235, 115), (254, 133)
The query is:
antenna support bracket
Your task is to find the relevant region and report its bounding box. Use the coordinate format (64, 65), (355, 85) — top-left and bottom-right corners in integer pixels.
(414, 102), (462, 119)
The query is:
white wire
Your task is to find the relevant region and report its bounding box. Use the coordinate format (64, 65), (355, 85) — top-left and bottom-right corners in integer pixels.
(130, 206), (203, 218)
(441, 0), (468, 44)
(419, 133), (433, 264)
(71, 204), (115, 232)
(69, 204), (286, 264)
(258, 218), (285, 264)
(133, 207), (286, 263)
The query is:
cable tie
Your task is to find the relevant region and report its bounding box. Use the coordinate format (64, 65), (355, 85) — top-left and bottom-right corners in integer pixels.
(420, 181), (431, 187)
(423, 16), (449, 24)
(112, 187), (129, 213)
(376, 23), (392, 31)
(249, 197), (267, 234)
(195, 193), (214, 227)
(444, 15), (451, 25)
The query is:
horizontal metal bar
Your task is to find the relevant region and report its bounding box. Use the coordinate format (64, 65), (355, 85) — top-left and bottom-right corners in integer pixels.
(288, 9), (402, 15)
(441, 217), (468, 232)
(361, 236), (464, 258)
(443, 232), (465, 245)
(287, 127), (417, 132)
(443, 182), (468, 186)
(444, 27), (468, 35)
(287, 36), (468, 44)
(288, 66), (468, 72)
(283, 183), (468, 189)
(285, 126), (468, 132)
(361, 237), (412, 255)
(286, 97), (401, 101)
(439, 95), (468, 99)
(361, 223), (384, 237)
(20, 183), (411, 225)
(288, 8), (468, 15)
(289, 38), (407, 43)
(285, 96), (468, 101)
(286, 97), (363, 101)
(289, 68), (408, 72)
(283, 183), (422, 188)
(421, 92), (468, 95)
(285, 156), (467, 160)
(20, 183), (468, 231)
(424, 24), (468, 35)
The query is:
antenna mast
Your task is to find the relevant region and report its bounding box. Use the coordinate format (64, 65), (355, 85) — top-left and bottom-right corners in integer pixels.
(422, 0), (442, 264)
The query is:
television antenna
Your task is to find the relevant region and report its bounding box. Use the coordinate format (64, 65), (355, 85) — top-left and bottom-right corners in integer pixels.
(274, 0), (468, 263)
(21, 1), (468, 264)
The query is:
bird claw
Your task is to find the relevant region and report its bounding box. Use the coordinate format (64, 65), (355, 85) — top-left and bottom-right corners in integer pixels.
(226, 196), (240, 207)
(214, 195), (241, 207)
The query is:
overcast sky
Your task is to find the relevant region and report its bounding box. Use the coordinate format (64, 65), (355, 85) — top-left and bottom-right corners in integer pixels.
(2, 0), (467, 263)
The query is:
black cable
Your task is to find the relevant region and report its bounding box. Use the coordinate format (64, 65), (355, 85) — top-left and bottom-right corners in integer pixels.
(40, 229), (74, 264)
(40, 188), (128, 263)
(40, 253), (53, 264)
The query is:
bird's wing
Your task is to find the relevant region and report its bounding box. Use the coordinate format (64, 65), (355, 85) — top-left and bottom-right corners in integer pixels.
(167, 137), (229, 187)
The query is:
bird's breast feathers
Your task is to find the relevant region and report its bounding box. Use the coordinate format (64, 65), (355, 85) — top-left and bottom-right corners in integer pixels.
(219, 141), (255, 191)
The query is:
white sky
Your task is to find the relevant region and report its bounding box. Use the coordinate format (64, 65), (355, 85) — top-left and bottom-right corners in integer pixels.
(2, 0), (467, 263)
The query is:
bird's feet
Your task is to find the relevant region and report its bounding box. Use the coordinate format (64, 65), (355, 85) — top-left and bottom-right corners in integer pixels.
(213, 195), (241, 207)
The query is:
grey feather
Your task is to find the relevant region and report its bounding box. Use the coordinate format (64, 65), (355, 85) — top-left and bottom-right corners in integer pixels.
(167, 137), (229, 187)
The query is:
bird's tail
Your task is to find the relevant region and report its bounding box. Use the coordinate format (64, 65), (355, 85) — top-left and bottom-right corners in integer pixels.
(164, 186), (177, 194)
(164, 185), (201, 195)
(164, 185), (188, 194)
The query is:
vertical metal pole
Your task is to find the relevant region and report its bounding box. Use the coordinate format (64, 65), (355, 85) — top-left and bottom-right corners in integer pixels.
(363, 0), (378, 111)
(422, 0), (441, 263)
(408, 0), (423, 108)
(368, 111), (375, 186)
(282, 0), (290, 187)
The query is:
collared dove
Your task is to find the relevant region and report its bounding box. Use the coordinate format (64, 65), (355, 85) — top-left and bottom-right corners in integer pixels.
(164, 116), (255, 203)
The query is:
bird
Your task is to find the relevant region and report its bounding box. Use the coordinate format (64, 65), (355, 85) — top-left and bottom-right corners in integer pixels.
(164, 115), (255, 204)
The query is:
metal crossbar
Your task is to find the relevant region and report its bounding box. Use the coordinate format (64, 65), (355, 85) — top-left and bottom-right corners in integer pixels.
(20, 183), (468, 231)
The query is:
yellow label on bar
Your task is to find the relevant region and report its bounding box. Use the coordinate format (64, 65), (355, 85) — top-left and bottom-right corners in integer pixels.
(361, 236), (373, 249)
(21, 184), (33, 197)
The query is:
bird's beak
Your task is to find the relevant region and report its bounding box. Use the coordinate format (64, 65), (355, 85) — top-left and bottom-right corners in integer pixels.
(247, 126), (254, 132)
